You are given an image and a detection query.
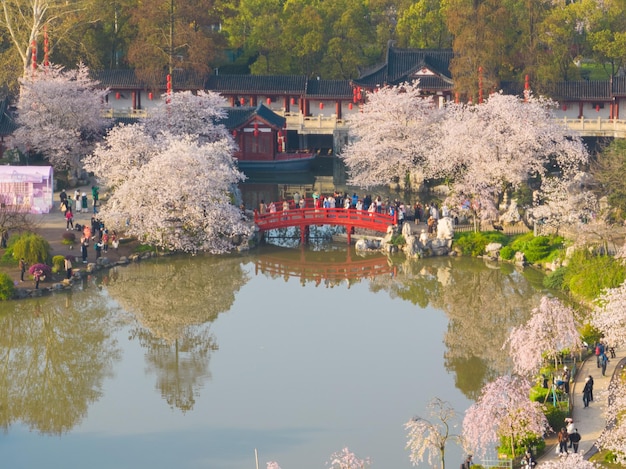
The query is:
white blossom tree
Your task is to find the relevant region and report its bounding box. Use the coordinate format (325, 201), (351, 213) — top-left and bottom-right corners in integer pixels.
(591, 281), (626, 348)
(327, 447), (371, 469)
(89, 133), (250, 253)
(405, 397), (460, 469)
(462, 375), (550, 459)
(83, 123), (160, 191)
(141, 90), (232, 143)
(340, 81), (443, 189)
(597, 378), (626, 464)
(14, 63), (109, 171)
(504, 296), (581, 376)
(529, 172), (598, 234)
(437, 93), (588, 220)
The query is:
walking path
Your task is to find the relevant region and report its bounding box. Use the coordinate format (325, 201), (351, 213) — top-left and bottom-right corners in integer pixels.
(537, 349), (624, 466)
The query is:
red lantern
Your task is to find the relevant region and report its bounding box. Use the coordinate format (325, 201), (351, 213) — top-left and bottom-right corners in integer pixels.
(232, 130), (238, 137)
(266, 98), (271, 105)
(290, 97), (296, 105)
(348, 102), (353, 110)
(277, 141), (283, 152)
(562, 104), (567, 111)
(240, 97), (245, 105)
(278, 130), (283, 137)
(148, 92), (153, 100)
(254, 129), (259, 137)
(319, 102), (324, 110)
(115, 92), (121, 100)
(596, 104), (600, 112)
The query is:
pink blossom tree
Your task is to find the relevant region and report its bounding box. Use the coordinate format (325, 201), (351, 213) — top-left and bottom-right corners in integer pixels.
(504, 296), (581, 376)
(87, 134), (250, 253)
(591, 281), (626, 348)
(266, 462), (282, 469)
(142, 90), (232, 143)
(405, 397), (460, 469)
(327, 447), (371, 469)
(462, 375), (550, 458)
(597, 378), (626, 464)
(340, 81), (443, 189)
(14, 63), (109, 171)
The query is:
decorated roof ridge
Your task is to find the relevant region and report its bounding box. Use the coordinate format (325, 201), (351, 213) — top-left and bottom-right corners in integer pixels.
(220, 104), (285, 130)
(206, 74), (308, 94)
(92, 69), (207, 90)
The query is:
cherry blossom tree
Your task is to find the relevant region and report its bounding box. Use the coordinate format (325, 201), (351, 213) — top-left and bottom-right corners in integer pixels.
(327, 447), (371, 469)
(591, 281), (626, 348)
(504, 296), (581, 376)
(597, 378), (626, 464)
(14, 63), (109, 171)
(405, 397), (460, 469)
(266, 462), (281, 469)
(462, 375), (550, 459)
(340, 81), (444, 189)
(537, 453), (598, 468)
(141, 90), (232, 143)
(89, 133), (250, 253)
(83, 123), (160, 191)
(528, 172), (598, 234)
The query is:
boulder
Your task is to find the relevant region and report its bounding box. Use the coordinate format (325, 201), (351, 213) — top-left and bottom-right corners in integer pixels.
(437, 217), (455, 240)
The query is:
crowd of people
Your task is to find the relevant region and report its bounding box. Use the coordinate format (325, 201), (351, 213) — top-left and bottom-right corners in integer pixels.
(257, 190), (460, 234)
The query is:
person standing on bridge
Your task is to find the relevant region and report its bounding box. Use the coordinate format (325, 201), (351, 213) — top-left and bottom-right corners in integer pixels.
(259, 200), (267, 214)
(293, 192), (301, 208)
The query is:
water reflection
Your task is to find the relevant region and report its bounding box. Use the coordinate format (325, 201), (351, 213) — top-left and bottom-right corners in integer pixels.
(103, 255), (249, 412)
(0, 247), (550, 464)
(0, 294), (121, 434)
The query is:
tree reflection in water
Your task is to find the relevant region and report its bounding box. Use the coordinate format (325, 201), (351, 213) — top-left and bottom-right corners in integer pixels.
(103, 254), (248, 412)
(0, 293), (121, 434)
(370, 256), (551, 399)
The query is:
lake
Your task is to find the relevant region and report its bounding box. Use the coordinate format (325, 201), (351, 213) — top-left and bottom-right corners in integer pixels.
(0, 246), (550, 469)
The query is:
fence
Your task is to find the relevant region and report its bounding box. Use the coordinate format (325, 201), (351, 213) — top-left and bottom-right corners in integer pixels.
(454, 223), (531, 236)
(480, 458), (513, 469)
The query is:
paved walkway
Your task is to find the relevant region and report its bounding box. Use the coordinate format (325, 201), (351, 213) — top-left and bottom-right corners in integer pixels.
(537, 349), (624, 466)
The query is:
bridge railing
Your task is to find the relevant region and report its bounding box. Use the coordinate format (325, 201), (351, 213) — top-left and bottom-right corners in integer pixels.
(254, 207), (396, 233)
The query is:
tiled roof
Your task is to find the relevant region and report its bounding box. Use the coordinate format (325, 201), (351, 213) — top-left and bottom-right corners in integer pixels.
(93, 69), (206, 90)
(220, 104), (285, 130)
(206, 75), (307, 94)
(544, 81), (611, 101)
(354, 47), (454, 87)
(305, 79), (353, 98)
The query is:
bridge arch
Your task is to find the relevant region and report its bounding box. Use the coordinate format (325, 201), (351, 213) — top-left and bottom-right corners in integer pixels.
(254, 207), (397, 243)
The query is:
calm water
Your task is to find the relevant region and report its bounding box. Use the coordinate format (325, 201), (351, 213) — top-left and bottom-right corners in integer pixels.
(0, 245), (550, 469)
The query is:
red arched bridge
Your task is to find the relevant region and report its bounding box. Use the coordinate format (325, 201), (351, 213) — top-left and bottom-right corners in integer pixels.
(254, 202), (398, 243)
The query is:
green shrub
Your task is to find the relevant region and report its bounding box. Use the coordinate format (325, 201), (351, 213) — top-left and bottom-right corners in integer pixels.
(52, 255), (65, 274)
(0, 272), (15, 300)
(453, 231), (509, 257)
(499, 245), (515, 260)
(390, 234), (406, 246)
(563, 250), (626, 300)
(543, 267), (566, 290)
(62, 232), (76, 245)
(544, 404), (569, 433)
(498, 435), (545, 458)
(10, 232), (51, 265)
(509, 233), (564, 264)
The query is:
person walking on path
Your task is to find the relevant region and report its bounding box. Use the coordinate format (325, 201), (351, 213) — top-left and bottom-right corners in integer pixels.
(557, 427), (569, 455)
(33, 268), (43, 289)
(601, 352), (609, 376)
(569, 428), (581, 453)
(64, 257), (73, 280)
(588, 374), (594, 401)
(583, 377), (593, 407)
(65, 207), (74, 230)
(18, 258), (26, 282)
